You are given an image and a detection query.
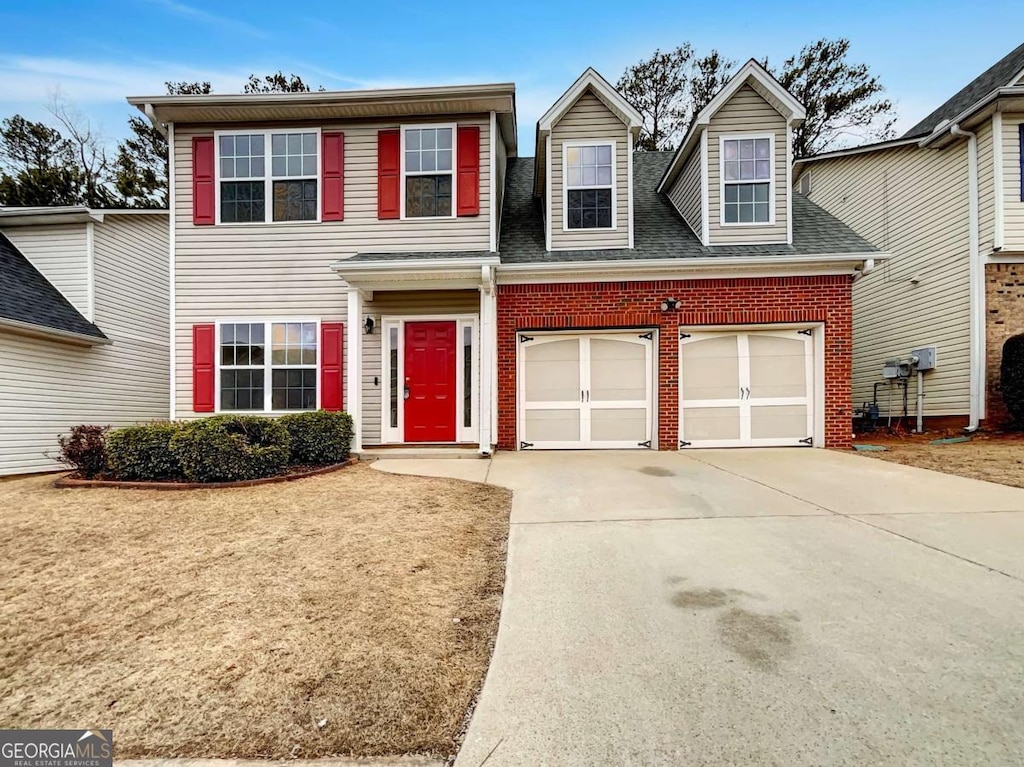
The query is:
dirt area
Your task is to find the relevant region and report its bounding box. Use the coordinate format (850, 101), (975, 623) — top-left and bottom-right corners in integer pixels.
(851, 429), (1024, 489)
(0, 464), (511, 760)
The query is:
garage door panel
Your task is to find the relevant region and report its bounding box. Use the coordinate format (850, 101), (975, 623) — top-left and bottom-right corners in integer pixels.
(682, 406), (742, 441)
(748, 334), (809, 399)
(590, 338), (647, 401)
(680, 335), (740, 400)
(590, 407), (648, 442)
(523, 339), (581, 402)
(524, 409), (581, 443)
(750, 404), (808, 440)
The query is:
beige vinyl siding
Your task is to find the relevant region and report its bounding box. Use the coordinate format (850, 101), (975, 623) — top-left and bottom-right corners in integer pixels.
(806, 143), (971, 417)
(494, 120), (508, 241)
(0, 215), (169, 476)
(172, 116), (490, 418)
(1002, 114), (1024, 250)
(976, 119), (995, 256)
(549, 91), (630, 250)
(362, 290), (480, 444)
(706, 85), (788, 245)
(5, 223), (90, 318)
(668, 146), (703, 238)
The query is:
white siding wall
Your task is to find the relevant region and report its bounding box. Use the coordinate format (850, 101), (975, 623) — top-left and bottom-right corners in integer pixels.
(5, 224), (90, 318)
(172, 116), (491, 418)
(1002, 114), (1024, 250)
(806, 144), (972, 417)
(549, 91), (630, 250)
(668, 146), (703, 238)
(0, 214), (169, 475)
(977, 119), (995, 256)
(706, 85), (788, 245)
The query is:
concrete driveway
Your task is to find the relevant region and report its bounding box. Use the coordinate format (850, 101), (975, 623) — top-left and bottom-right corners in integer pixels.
(375, 449), (1024, 766)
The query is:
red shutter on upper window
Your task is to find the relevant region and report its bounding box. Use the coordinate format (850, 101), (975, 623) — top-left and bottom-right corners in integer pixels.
(377, 130), (401, 219)
(456, 126), (481, 216)
(192, 136), (215, 226)
(322, 132), (345, 221)
(193, 324), (215, 412)
(320, 322), (344, 411)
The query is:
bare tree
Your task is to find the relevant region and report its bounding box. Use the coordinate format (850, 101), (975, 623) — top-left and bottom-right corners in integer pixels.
(46, 90), (115, 207)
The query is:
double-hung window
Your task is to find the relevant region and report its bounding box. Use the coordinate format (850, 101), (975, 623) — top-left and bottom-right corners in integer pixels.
(564, 143), (614, 229)
(218, 130), (319, 223)
(403, 126), (454, 218)
(218, 321), (318, 412)
(722, 135), (772, 224)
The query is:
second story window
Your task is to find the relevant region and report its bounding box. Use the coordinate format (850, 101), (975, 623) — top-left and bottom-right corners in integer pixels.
(217, 130), (319, 224)
(721, 136), (772, 224)
(404, 126), (454, 218)
(564, 143), (614, 229)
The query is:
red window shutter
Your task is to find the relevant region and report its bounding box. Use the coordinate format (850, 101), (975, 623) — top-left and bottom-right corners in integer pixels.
(192, 136), (215, 226)
(321, 322), (344, 411)
(193, 324), (215, 412)
(322, 132), (345, 221)
(377, 129), (401, 219)
(456, 126), (481, 216)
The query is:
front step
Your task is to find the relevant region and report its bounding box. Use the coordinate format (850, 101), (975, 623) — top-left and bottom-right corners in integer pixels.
(358, 446), (486, 460)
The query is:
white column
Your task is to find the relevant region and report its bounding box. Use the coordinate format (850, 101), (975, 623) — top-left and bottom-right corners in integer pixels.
(478, 266), (495, 454)
(346, 287), (363, 452)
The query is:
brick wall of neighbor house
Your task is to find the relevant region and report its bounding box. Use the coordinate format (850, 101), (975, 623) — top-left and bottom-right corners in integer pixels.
(496, 276), (854, 450)
(985, 263), (1024, 426)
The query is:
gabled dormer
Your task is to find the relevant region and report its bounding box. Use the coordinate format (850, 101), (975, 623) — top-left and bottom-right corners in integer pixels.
(534, 69), (643, 251)
(659, 59), (805, 247)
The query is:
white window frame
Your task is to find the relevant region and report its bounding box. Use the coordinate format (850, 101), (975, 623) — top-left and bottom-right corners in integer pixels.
(562, 139), (617, 231)
(214, 128), (322, 226)
(215, 318), (321, 414)
(400, 123), (458, 220)
(380, 315), (479, 444)
(719, 132), (775, 227)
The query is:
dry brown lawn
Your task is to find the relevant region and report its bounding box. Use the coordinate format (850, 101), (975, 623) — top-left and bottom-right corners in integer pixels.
(0, 464), (511, 760)
(853, 431), (1024, 489)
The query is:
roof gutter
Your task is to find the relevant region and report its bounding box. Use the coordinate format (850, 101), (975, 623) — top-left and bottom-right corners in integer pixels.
(498, 252), (885, 275)
(0, 316), (110, 347)
(949, 123), (985, 431)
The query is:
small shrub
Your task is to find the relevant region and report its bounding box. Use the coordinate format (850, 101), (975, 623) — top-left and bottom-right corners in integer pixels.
(57, 425), (108, 478)
(107, 421), (185, 481)
(279, 410), (354, 465)
(169, 415), (291, 483)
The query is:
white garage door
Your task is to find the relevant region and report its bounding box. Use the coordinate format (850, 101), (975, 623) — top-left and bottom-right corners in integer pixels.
(679, 329), (815, 448)
(518, 332), (654, 449)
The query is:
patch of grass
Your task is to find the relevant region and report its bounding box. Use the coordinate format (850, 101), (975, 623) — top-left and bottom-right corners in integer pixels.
(0, 465), (511, 760)
(853, 433), (1024, 489)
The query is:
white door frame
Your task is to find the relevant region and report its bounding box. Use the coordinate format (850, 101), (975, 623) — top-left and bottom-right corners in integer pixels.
(380, 314), (479, 444)
(516, 329), (657, 450)
(677, 323), (825, 448)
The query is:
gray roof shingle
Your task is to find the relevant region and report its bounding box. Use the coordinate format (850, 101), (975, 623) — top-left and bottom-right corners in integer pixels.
(0, 232), (106, 341)
(348, 250), (494, 262)
(901, 43), (1024, 139)
(498, 151), (878, 263)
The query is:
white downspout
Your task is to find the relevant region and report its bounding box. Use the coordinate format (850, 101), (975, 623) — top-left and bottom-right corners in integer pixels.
(950, 124), (983, 431)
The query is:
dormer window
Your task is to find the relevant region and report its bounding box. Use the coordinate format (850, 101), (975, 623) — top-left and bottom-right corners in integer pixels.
(721, 135), (773, 225)
(402, 125), (455, 218)
(564, 142), (615, 229)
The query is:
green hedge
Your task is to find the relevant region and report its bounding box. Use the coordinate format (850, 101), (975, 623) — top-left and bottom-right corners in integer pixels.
(279, 410), (354, 465)
(168, 415), (291, 483)
(107, 421), (184, 480)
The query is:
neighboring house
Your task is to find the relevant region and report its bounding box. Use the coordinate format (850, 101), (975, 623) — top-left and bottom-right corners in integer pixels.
(795, 43), (1024, 429)
(128, 59), (879, 454)
(0, 207), (169, 475)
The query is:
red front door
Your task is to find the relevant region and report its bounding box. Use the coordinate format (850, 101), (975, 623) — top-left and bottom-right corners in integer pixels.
(404, 321), (457, 442)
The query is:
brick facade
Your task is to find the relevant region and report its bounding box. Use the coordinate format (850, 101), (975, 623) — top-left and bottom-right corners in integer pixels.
(985, 263), (1024, 426)
(496, 275), (854, 451)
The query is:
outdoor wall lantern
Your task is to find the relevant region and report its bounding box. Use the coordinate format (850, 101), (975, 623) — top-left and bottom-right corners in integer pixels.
(364, 316), (375, 335)
(660, 298), (680, 312)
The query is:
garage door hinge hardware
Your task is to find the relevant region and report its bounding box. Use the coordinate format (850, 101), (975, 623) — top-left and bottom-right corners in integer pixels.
(638, 332), (653, 340)
(799, 437), (813, 445)
(638, 440), (652, 448)
(679, 332), (692, 339)
(798, 329), (813, 336)
(519, 335), (534, 343)
(679, 440), (692, 448)
(520, 441), (534, 449)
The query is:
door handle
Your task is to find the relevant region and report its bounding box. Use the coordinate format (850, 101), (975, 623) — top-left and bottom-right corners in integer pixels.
(404, 376), (411, 401)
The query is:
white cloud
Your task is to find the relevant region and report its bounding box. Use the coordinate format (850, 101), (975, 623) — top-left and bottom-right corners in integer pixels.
(141, 0), (269, 39)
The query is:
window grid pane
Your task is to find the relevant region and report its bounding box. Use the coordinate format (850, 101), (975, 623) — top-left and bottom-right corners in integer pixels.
(463, 326), (472, 429)
(406, 175), (452, 217)
(219, 134), (265, 180)
(270, 322), (318, 411)
(567, 188), (612, 229)
(723, 137), (771, 225)
(273, 180), (318, 222)
(405, 128), (453, 178)
(566, 144), (613, 192)
(270, 132), (317, 179)
(220, 181), (266, 223)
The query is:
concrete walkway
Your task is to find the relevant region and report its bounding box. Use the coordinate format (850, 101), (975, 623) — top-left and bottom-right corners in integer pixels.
(375, 449), (1024, 766)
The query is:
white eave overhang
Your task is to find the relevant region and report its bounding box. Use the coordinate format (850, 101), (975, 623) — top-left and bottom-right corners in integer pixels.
(331, 256), (500, 292)
(128, 83), (518, 156)
(0, 316), (110, 347)
(496, 253), (886, 285)
(917, 86), (1024, 148)
(0, 207), (167, 227)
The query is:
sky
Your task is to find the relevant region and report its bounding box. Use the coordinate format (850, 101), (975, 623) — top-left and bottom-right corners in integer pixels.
(1, 0), (1023, 157)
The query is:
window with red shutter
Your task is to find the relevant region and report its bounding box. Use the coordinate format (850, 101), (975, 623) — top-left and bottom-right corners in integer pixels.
(192, 324), (216, 411)
(456, 126), (480, 216)
(320, 322), (344, 411)
(377, 130), (400, 219)
(192, 137), (215, 226)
